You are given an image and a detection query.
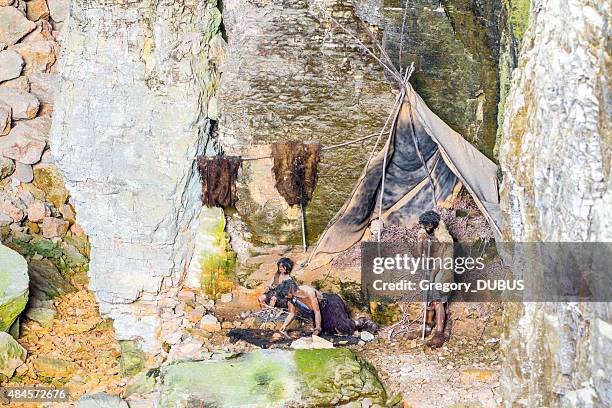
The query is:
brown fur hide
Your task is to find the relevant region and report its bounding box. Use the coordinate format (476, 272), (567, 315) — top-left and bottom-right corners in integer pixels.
(197, 156), (242, 208)
(271, 141), (320, 206)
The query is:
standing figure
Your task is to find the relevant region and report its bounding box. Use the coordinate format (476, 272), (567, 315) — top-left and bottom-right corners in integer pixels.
(415, 210), (455, 348)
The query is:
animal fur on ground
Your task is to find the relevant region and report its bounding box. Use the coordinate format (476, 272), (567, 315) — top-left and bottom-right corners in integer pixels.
(271, 141), (320, 206)
(198, 156), (242, 208)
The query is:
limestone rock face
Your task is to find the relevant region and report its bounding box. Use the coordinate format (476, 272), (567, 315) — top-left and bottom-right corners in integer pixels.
(0, 244), (28, 333)
(499, 0), (611, 405)
(219, 0), (504, 245)
(50, 0), (223, 353)
(219, 0), (395, 245)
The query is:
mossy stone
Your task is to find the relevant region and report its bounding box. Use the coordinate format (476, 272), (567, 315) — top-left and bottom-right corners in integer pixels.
(159, 349), (386, 407)
(0, 245), (28, 333)
(120, 341), (147, 377)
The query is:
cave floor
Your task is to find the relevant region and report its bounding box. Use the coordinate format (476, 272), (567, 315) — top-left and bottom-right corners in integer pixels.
(4, 287), (501, 408)
(356, 334), (501, 408)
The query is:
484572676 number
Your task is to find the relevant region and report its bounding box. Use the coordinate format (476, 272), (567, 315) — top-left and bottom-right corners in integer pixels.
(0, 387), (69, 403)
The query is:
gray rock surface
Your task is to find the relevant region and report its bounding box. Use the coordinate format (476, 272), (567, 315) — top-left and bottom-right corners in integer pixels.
(14, 161), (33, 182)
(47, 0), (68, 22)
(0, 121), (46, 164)
(77, 392), (129, 408)
(159, 349), (387, 407)
(0, 156), (15, 179)
(0, 243), (28, 332)
(27, 257), (75, 297)
(499, 0), (611, 406)
(0, 331), (26, 379)
(0, 49), (23, 82)
(0, 87), (39, 119)
(0, 102), (10, 134)
(50, 0), (223, 353)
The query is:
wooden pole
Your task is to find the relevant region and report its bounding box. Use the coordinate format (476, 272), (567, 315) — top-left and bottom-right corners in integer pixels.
(300, 202), (307, 252)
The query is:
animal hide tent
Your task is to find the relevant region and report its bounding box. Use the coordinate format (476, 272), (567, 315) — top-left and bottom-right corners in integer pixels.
(306, 83), (501, 267)
(271, 141), (321, 207)
(197, 156), (242, 208)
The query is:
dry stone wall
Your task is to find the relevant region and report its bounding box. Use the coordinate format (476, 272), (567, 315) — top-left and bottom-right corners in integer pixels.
(49, 0), (224, 353)
(0, 0), (90, 338)
(499, 0), (611, 405)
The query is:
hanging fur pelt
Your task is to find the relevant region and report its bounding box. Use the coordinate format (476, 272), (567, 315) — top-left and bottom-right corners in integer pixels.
(197, 156), (242, 208)
(271, 141), (321, 206)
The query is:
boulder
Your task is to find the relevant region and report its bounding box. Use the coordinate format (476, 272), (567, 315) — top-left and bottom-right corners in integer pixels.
(0, 156), (14, 179)
(59, 203), (75, 223)
(0, 87), (39, 120)
(198, 314), (220, 332)
(290, 335), (334, 350)
(0, 75), (29, 92)
(0, 192), (25, 222)
(124, 369), (158, 397)
(21, 18), (54, 43)
(32, 164), (69, 207)
(0, 244), (28, 332)
(60, 241), (87, 267)
(77, 393), (129, 408)
(26, 201), (47, 221)
(0, 124), (46, 164)
(14, 161), (33, 183)
(9, 40), (57, 74)
(27, 72), (57, 114)
(25, 0), (49, 21)
(0, 332), (26, 380)
(33, 355), (79, 377)
(0, 6), (36, 49)
(27, 257), (75, 298)
(47, 0), (68, 22)
(360, 331), (375, 342)
(159, 349), (388, 407)
(0, 102), (10, 134)
(119, 341), (146, 377)
(25, 306), (54, 327)
(0, 49), (23, 82)
(41, 216), (68, 238)
(70, 223), (85, 237)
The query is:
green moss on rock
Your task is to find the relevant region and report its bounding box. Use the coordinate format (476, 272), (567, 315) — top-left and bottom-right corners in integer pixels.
(159, 349), (387, 407)
(32, 165), (69, 208)
(0, 245), (28, 333)
(120, 341), (147, 378)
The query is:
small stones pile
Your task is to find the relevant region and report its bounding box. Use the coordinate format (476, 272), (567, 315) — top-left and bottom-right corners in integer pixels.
(0, 0), (89, 330)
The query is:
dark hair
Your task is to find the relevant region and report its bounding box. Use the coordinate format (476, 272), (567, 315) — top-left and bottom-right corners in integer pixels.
(418, 210), (440, 228)
(276, 279), (299, 299)
(277, 257), (294, 274)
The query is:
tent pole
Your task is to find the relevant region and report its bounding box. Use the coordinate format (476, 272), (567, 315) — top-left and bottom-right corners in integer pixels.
(300, 202), (307, 253)
(377, 88), (406, 242)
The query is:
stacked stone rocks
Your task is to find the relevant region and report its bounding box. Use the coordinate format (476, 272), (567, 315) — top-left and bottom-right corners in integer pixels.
(0, 0), (89, 330)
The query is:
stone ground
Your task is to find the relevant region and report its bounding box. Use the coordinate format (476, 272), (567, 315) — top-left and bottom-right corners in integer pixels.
(356, 335), (501, 408)
(3, 289), (125, 407)
(2, 286), (502, 407)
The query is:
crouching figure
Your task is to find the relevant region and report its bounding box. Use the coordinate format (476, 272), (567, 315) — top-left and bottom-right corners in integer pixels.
(277, 280), (378, 337)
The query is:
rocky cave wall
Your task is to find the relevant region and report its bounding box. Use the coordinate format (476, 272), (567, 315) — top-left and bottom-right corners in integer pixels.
(49, 0), (224, 353)
(498, 0), (611, 405)
(219, 0), (509, 248)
